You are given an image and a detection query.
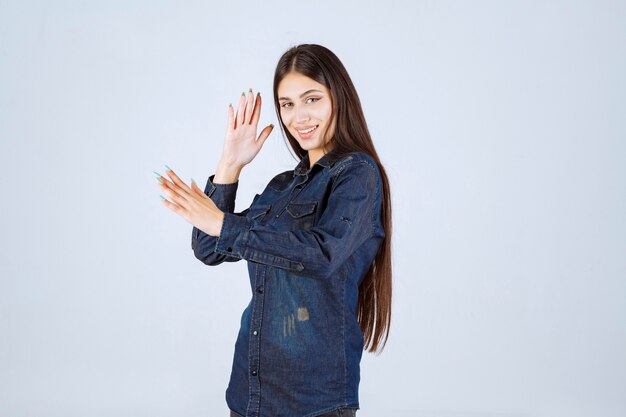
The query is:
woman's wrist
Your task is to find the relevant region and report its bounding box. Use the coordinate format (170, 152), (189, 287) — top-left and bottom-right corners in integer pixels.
(214, 160), (244, 184)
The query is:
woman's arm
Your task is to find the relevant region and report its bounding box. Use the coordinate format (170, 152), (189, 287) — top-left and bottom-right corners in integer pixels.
(158, 88), (273, 267)
(213, 159), (383, 280)
(191, 172), (256, 265)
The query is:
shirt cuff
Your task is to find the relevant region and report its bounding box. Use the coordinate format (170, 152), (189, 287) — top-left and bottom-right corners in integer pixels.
(205, 174), (239, 213)
(214, 212), (251, 257)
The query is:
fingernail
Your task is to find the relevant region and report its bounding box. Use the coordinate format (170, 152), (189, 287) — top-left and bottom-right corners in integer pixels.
(257, 92), (260, 97)
(241, 92), (245, 96)
(248, 88), (252, 93)
(155, 176), (163, 185)
(191, 178), (196, 185)
(153, 171), (162, 178)
(229, 103), (232, 107)
(160, 195), (167, 201)
(164, 164), (171, 171)
(269, 124), (274, 128)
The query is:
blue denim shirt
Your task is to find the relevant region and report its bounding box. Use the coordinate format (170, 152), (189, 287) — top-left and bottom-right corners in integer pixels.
(191, 148), (385, 417)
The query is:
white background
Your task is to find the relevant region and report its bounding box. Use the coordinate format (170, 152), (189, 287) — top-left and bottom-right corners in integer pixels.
(1, 1), (625, 416)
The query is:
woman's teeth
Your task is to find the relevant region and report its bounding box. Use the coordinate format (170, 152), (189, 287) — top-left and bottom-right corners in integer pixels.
(298, 125), (318, 134)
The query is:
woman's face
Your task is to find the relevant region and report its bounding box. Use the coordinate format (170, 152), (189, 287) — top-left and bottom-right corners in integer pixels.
(277, 72), (336, 157)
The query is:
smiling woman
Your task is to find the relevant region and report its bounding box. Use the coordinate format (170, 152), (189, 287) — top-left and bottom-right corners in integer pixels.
(155, 43), (393, 417)
(277, 78), (335, 164)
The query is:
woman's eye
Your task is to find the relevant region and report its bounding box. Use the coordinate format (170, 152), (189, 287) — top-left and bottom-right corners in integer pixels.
(281, 98), (319, 109)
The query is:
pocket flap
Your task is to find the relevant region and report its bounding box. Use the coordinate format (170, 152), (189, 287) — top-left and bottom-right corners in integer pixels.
(248, 204), (271, 220)
(286, 201), (317, 218)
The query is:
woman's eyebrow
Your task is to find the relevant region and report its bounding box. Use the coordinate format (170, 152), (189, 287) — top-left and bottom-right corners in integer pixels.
(278, 89), (323, 101)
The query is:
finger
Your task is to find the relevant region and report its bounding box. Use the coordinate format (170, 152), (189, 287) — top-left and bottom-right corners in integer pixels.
(236, 92), (246, 129)
(227, 103), (234, 132)
(250, 92), (262, 126)
(256, 124), (274, 146)
(245, 88), (254, 124)
(160, 189), (186, 213)
(158, 179), (189, 210)
(162, 166), (193, 206)
(163, 166), (188, 191)
(191, 179), (205, 196)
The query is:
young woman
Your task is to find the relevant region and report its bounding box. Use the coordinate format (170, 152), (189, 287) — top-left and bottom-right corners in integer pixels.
(155, 44), (393, 417)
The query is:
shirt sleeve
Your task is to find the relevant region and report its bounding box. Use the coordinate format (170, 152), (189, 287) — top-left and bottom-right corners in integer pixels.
(213, 160), (380, 280)
(191, 174), (256, 266)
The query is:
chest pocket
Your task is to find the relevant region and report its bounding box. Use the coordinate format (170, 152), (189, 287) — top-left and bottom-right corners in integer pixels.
(247, 204), (271, 222)
(285, 200), (317, 230)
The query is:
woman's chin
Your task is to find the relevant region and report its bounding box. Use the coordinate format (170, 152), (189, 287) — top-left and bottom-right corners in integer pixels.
(297, 140), (314, 149)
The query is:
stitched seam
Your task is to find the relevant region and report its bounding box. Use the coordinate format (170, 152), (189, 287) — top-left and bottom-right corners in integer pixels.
(254, 265), (265, 416)
(332, 158), (377, 239)
(214, 214), (229, 254)
(206, 183), (217, 198)
(285, 200), (317, 218)
(362, 160), (378, 238)
(245, 264), (260, 417)
(340, 264), (347, 405)
(308, 405), (351, 417)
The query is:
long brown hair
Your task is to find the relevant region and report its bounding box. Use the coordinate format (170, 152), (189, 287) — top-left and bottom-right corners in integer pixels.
(272, 44), (393, 354)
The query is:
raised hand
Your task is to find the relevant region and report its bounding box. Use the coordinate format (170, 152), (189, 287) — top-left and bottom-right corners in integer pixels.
(155, 88), (274, 235)
(219, 88), (274, 168)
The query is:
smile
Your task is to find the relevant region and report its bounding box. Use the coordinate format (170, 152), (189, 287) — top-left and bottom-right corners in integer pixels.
(297, 125), (318, 134)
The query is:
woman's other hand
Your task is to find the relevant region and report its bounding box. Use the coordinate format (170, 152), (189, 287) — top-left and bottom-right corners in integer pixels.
(156, 166), (225, 237)
(220, 88), (274, 168)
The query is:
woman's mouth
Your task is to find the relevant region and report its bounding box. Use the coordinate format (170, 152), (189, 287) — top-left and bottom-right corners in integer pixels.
(296, 125), (319, 139)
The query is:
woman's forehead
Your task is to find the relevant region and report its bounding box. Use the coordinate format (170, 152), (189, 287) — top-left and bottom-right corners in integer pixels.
(278, 73), (328, 97)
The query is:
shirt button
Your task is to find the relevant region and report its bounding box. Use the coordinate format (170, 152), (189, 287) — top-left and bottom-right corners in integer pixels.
(251, 369), (257, 376)
(257, 287), (263, 293)
(226, 247), (232, 252)
(253, 330), (258, 335)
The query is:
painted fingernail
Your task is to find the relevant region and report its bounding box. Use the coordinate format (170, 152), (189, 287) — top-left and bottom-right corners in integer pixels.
(269, 124), (274, 128)
(248, 88), (252, 93)
(160, 195), (167, 201)
(155, 176), (163, 185)
(153, 171), (162, 178)
(241, 92), (245, 96)
(257, 92), (260, 97)
(191, 178), (196, 185)
(229, 103), (232, 108)
(164, 164), (171, 171)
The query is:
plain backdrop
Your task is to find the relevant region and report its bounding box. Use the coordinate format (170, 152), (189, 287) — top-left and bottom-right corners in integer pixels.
(1, 1), (625, 416)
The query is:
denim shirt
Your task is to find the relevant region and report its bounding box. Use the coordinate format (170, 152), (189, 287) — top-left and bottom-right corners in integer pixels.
(191, 148), (385, 417)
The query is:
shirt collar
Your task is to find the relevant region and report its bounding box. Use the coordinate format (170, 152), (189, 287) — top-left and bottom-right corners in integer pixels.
(293, 147), (343, 177)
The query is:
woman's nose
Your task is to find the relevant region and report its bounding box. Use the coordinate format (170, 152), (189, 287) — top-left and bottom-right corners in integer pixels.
(295, 106), (310, 123)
